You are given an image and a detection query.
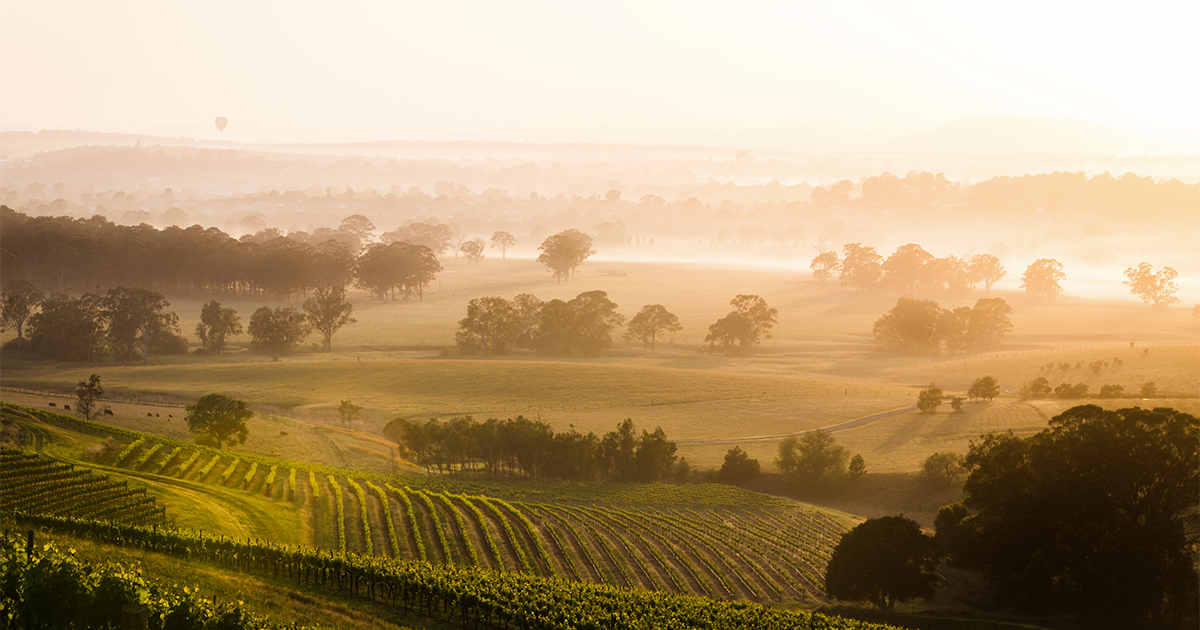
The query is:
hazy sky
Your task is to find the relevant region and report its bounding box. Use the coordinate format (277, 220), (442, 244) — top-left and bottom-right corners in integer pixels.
(2, 0), (1197, 145)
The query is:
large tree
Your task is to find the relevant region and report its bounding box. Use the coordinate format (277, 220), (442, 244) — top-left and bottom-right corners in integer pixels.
(185, 393), (252, 448)
(623, 304), (682, 350)
(75, 374), (104, 421)
(809, 244), (840, 281)
(839, 243), (883, 292)
(705, 312), (754, 355)
(456, 296), (522, 355)
(826, 515), (940, 612)
(489, 231), (516, 259)
(567, 290), (625, 357)
(1123, 263), (1179, 307)
(1, 279), (43, 350)
(25, 293), (106, 361)
(882, 243), (934, 296)
(967, 376), (999, 401)
(247, 306), (310, 353)
(873, 297), (944, 355)
(459, 238), (485, 265)
(717, 446), (761, 484)
(195, 300), (242, 355)
(969, 254), (1006, 291)
(951, 405), (1198, 626)
(536, 229), (596, 283)
(303, 286), (356, 350)
(1021, 258), (1065, 299)
(966, 297), (1012, 351)
(776, 430), (848, 485)
(102, 286), (185, 363)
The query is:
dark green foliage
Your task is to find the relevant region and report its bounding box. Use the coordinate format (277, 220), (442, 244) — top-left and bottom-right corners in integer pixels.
(717, 446), (760, 484)
(185, 394), (252, 449)
(959, 405), (1199, 626)
(1098, 384), (1125, 398)
(825, 515), (940, 612)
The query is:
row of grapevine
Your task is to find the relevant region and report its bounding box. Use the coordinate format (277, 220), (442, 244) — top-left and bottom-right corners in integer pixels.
(0, 449), (169, 527)
(5, 511), (900, 630)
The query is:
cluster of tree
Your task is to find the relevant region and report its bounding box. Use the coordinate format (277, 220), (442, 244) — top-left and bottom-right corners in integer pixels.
(825, 515), (941, 613)
(456, 292), (687, 357)
(456, 291), (626, 357)
(775, 430), (865, 487)
(535, 228), (596, 283)
(2, 283), (186, 361)
(0, 208), (449, 301)
(353, 241), (442, 302)
(873, 297), (1012, 356)
(936, 405), (1198, 627)
(1019, 376), (1159, 400)
(813, 243), (1007, 296)
(382, 416), (677, 483)
(704, 295), (778, 356)
(4, 280), (356, 360)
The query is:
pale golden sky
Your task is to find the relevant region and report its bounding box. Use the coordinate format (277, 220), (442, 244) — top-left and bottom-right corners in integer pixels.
(1, 0), (1196, 146)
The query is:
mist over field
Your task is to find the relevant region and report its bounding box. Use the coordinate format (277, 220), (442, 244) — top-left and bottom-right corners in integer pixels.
(2, 2), (1198, 629)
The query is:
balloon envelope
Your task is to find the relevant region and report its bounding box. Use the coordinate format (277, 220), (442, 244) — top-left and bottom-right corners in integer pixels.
(214, 117), (228, 132)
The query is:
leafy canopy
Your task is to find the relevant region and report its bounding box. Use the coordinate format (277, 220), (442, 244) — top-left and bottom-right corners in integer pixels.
(185, 393), (252, 449)
(825, 515), (940, 612)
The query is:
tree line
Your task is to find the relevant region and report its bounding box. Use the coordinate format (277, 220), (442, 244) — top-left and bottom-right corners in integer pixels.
(873, 296), (1012, 356)
(1, 281), (358, 360)
(382, 416), (678, 483)
(456, 292), (777, 357)
(815, 240), (1184, 307)
(0, 207), (444, 300)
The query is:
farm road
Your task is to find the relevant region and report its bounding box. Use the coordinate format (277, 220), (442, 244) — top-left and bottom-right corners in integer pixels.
(674, 405), (920, 445)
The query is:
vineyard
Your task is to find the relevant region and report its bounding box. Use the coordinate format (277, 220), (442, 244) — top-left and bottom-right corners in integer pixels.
(0, 448), (168, 527)
(3, 511), (901, 630)
(2, 402), (852, 607)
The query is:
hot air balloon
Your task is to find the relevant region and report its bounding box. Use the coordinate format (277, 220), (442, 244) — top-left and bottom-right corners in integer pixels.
(214, 117), (228, 132)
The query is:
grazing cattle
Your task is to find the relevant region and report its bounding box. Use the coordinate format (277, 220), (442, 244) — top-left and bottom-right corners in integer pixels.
(147, 413), (153, 417)
(155, 413), (160, 417)
(103, 409), (114, 415)
(168, 414), (173, 418)
(63, 405), (70, 410)
(48, 402), (56, 407)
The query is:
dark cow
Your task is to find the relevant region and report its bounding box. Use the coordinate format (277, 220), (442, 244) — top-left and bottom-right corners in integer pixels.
(63, 405), (70, 410)
(103, 409), (114, 415)
(48, 402), (56, 407)
(147, 413), (153, 417)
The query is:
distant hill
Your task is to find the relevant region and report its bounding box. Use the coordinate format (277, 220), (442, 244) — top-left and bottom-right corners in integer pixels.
(871, 115), (1192, 156)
